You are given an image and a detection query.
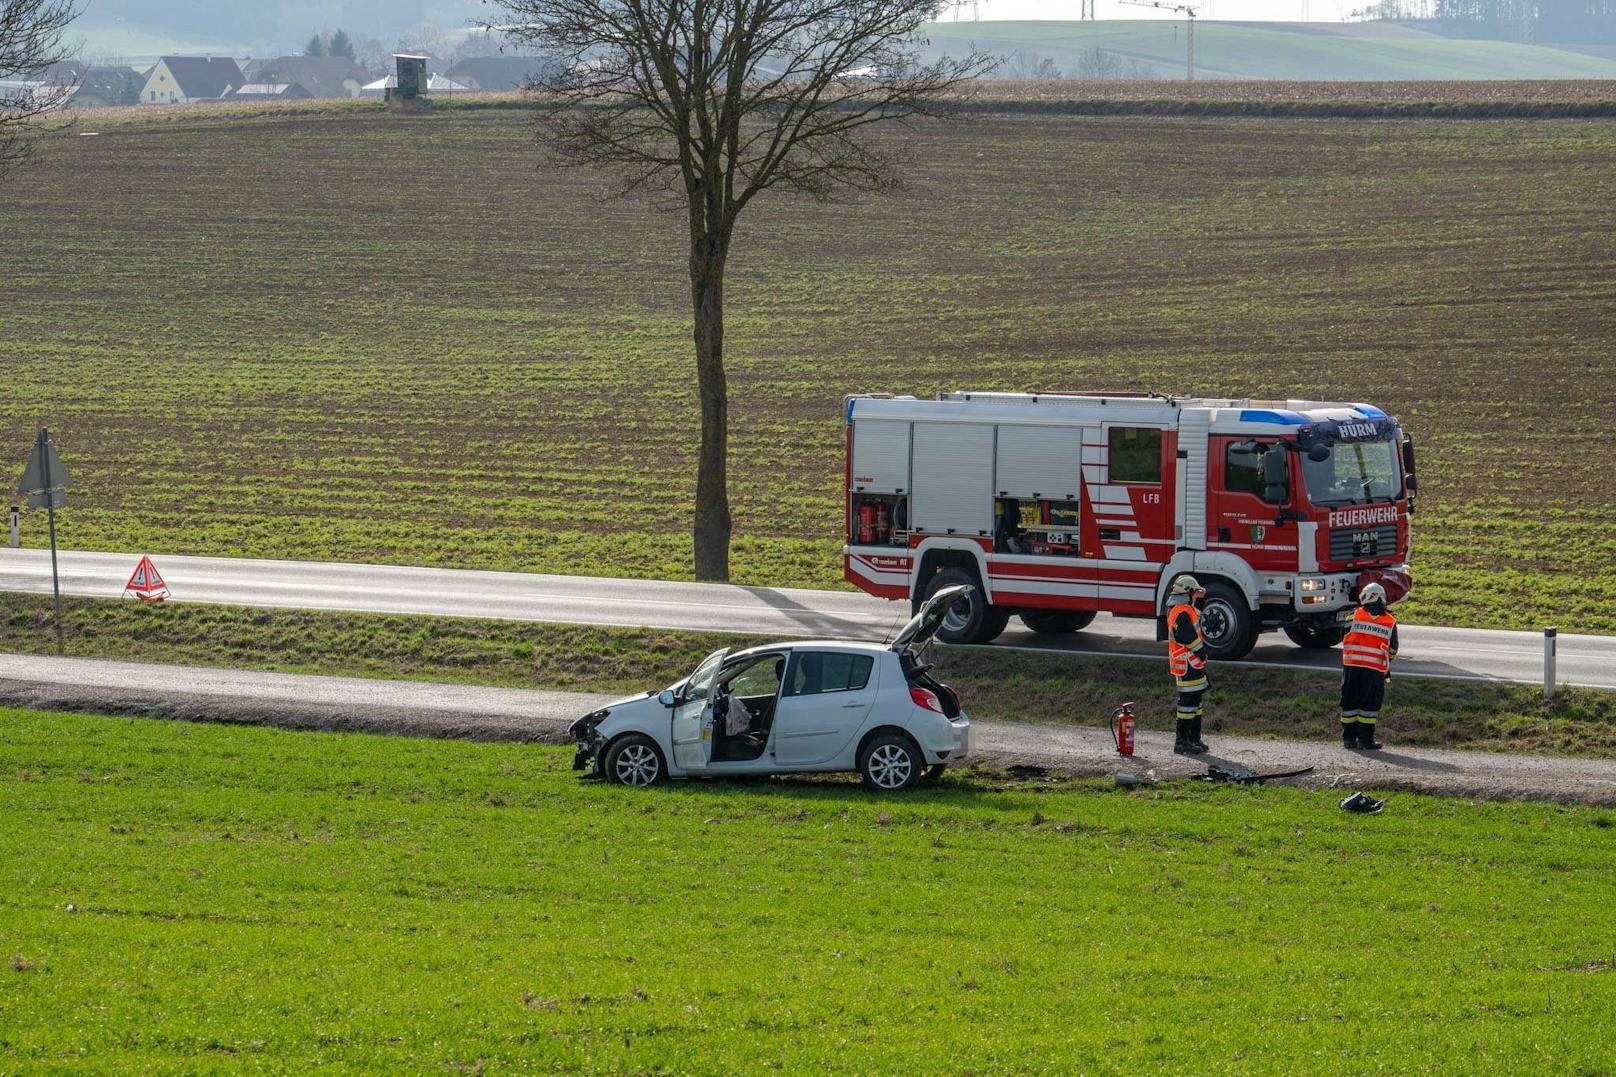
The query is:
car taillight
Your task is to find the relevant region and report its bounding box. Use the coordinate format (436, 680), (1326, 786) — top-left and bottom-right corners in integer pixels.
(910, 686), (944, 713)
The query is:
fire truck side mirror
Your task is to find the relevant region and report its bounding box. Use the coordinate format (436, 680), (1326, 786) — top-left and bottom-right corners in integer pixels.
(1401, 436), (1417, 476)
(1307, 444), (1332, 463)
(1261, 447), (1289, 504)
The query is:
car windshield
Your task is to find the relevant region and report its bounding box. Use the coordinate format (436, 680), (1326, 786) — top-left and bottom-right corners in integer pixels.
(1302, 440), (1401, 506)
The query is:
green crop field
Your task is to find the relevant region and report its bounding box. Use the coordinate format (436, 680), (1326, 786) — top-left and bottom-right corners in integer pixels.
(925, 20), (1616, 80)
(2, 709), (1614, 1071)
(2, 103), (1613, 633)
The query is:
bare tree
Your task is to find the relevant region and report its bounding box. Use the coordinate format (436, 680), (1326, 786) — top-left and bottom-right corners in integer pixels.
(495, 1), (994, 581)
(0, 0), (79, 176)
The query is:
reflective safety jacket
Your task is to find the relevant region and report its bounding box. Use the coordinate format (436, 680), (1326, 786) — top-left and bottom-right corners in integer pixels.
(1167, 602), (1206, 678)
(1343, 608), (1398, 673)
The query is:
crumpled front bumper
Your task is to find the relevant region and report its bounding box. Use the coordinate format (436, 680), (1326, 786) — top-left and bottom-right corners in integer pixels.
(569, 714), (607, 773)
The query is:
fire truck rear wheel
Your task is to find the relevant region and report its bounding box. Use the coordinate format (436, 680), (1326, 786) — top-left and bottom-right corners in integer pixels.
(924, 568), (1008, 645)
(1283, 622), (1348, 650)
(1197, 581), (1258, 662)
(1018, 610), (1098, 635)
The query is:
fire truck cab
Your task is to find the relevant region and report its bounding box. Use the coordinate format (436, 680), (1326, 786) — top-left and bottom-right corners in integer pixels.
(843, 391), (1416, 661)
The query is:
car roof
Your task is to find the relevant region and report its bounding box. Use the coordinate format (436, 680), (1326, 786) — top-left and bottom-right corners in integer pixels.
(726, 640), (890, 662)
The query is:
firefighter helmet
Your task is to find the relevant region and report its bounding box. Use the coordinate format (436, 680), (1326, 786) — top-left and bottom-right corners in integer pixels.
(1170, 575), (1204, 598)
(1359, 582), (1388, 606)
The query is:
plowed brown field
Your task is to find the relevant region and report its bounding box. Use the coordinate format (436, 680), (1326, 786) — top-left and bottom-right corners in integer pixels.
(1, 103), (1612, 631)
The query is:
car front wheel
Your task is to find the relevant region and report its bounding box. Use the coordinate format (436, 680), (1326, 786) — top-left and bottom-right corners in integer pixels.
(859, 733), (924, 792)
(603, 734), (666, 787)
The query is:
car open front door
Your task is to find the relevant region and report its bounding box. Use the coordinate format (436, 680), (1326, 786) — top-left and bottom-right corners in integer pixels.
(671, 648), (727, 772)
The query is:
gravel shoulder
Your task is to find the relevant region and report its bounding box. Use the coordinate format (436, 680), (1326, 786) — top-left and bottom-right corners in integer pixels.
(4, 653), (1615, 805)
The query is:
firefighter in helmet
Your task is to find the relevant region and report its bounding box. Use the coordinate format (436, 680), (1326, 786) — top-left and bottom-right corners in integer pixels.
(1166, 574), (1210, 754)
(1340, 581), (1398, 750)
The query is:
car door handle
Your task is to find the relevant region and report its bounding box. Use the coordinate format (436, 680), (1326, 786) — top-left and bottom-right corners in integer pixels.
(841, 701), (865, 708)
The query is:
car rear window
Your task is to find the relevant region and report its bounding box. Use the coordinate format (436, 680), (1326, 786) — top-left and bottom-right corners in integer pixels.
(786, 652), (874, 696)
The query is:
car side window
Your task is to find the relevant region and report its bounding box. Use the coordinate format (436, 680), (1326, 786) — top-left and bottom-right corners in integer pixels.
(725, 655), (785, 698)
(786, 652), (874, 697)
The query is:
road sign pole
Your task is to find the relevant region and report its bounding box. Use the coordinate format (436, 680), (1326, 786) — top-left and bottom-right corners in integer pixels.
(1544, 626), (1557, 702)
(39, 429), (63, 646)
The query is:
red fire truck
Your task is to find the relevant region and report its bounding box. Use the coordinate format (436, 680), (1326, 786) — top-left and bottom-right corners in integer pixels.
(844, 392), (1415, 660)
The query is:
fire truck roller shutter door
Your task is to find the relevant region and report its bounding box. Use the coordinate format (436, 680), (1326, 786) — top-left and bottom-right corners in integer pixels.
(851, 419), (911, 495)
(995, 424), (1083, 500)
(911, 423), (995, 538)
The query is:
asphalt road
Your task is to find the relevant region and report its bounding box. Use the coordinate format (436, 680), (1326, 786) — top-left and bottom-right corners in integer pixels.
(2, 548), (1611, 689)
(4, 653), (1614, 805)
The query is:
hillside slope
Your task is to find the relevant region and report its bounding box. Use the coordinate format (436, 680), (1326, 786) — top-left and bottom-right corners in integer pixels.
(926, 20), (1616, 80)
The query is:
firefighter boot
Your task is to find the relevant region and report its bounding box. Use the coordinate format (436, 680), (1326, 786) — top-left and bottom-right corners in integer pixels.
(1174, 719), (1194, 754)
(1357, 722), (1383, 750)
(1188, 716), (1209, 753)
(1342, 721), (1357, 749)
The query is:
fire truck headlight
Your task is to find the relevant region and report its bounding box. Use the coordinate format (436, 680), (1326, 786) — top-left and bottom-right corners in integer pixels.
(1299, 577), (1327, 593)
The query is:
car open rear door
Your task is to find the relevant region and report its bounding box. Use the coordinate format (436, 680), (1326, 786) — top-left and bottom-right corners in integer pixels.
(671, 648), (727, 772)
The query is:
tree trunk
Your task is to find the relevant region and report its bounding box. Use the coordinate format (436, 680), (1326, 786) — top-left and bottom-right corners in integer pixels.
(689, 227), (732, 582)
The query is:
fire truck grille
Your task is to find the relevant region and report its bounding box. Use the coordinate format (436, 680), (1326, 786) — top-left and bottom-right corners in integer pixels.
(1330, 524), (1397, 561)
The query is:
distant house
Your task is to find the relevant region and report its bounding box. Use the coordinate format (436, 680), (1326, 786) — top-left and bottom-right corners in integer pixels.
(359, 72), (474, 97)
(227, 82), (314, 101)
(138, 56), (245, 105)
(445, 56), (548, 92)
(242, 56), (368, 99)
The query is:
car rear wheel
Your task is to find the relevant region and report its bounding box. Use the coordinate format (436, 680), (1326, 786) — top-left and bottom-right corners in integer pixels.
(1284, 622), (1348, 650)
(1019, 609), (1097, 635)
(1197, 582), (1258, 662)
(603, 734), (666, 787)
(924, 568), (1009, 645)
(859, 733), (924, 792)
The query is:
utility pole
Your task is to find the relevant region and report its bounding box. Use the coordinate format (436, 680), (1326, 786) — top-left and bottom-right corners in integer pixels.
(1121, 0), (1201, 80)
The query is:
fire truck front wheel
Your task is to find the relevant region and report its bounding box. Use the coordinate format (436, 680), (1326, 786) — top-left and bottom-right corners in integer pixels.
(924, 568), (1010, 645)
(1196, 581), (1258, 662)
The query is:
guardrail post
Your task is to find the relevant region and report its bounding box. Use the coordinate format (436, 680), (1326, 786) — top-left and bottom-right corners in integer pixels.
(1543, 626), (1557, 702)
(6, 505), (17, 548)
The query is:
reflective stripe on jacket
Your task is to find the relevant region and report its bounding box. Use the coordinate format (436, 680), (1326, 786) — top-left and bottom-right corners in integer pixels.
(1343, 608), (1397, 673)
(1167, 602), (1206, 678)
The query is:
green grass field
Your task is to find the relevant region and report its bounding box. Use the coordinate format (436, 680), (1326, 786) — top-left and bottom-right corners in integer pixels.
(926, 20), (1616, 80)
(3, 103), (1613, 634)
(2, 709), (1614, 1070)
(6, 592), (1616, 758)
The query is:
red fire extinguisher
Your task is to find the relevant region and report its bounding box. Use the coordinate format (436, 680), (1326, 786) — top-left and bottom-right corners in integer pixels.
(856, 502), (876, 544)
(1110, 702), (1136, 757)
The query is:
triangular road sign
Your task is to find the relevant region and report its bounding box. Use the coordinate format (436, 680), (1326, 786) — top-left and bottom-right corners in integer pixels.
(124, 556), (169, 603)
(18, 429), (74, 496)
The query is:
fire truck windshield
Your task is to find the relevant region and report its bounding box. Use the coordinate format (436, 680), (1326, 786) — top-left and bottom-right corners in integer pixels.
(1302, 439), (1402, 506)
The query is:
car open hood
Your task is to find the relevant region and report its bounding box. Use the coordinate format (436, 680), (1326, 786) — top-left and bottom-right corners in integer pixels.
(890, 584), (973, 653)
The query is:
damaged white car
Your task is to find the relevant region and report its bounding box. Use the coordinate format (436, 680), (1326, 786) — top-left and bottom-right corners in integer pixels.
(569, 586), (972, 791)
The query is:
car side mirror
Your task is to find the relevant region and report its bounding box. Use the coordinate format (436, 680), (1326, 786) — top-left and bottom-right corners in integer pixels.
(1261, 448), (1289, 505)
(658, 689), (677, 707)
(1307, 444), (1332, 463)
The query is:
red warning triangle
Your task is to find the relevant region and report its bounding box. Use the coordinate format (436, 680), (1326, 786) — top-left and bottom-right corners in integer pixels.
(124, 556), (169, 603)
